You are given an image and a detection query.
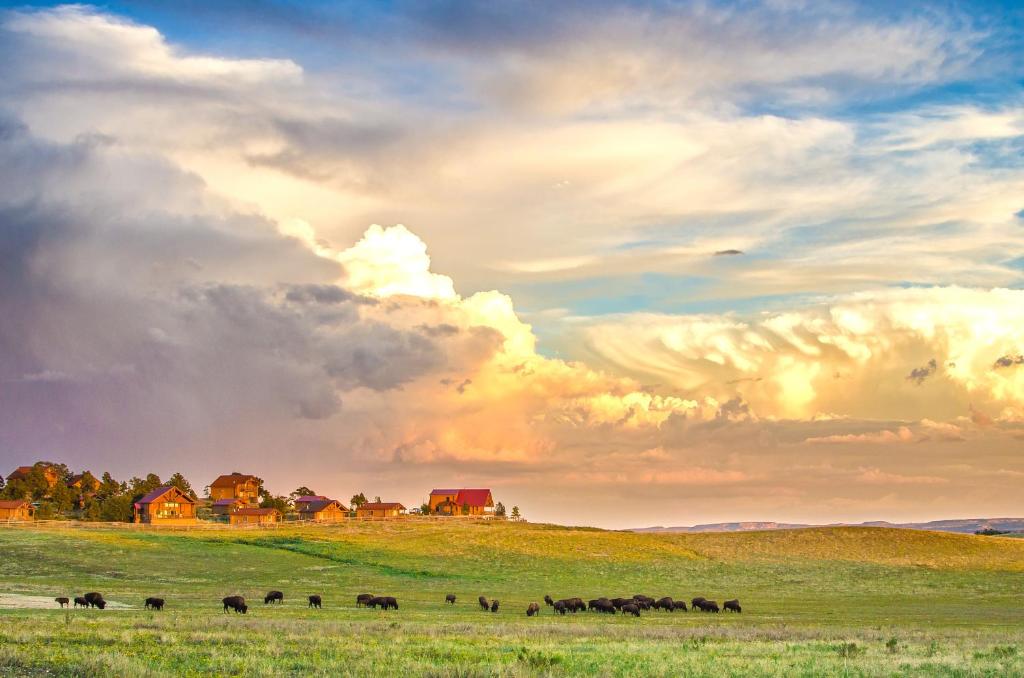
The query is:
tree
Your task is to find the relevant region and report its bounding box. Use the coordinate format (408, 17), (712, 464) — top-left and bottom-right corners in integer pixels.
(461, 502), (470, 516)
(494, 502), (506, 518)
(167, 472), (196, 499)
(260, 494), (289, 514)
(291, 487), (317, 501)
(99, 494), (134, 522)
(374, 496), (382, 504)
(419, 502), (431, 515)
(510, 506), (521, 521)
(350, 493), (368, 509)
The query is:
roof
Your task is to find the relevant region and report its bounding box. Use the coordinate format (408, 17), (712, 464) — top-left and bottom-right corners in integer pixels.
(430, 489), (460, 496)
(6, 466), (34, 481)
(137, 486), (195, 505)
(294, 495), (329, 503)
(213, 498), (245, 506)
(233, 507), (280, 516)
(0, 499), (30, 509)
(455, 489), (493, 508)
(359, 502), (405, 511)
(210, 473), (258, 488)
(298, 499), (347, 513)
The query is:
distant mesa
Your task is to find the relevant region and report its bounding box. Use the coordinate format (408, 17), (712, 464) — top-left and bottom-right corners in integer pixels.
(631, 518), (1024, 535)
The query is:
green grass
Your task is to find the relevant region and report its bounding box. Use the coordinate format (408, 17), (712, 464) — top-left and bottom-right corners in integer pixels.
(0, 522), (1022, 676)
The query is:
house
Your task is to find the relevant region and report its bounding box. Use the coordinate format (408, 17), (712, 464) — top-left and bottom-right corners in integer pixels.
(297, 499), (348, 522)
(428, 488), (494, 516)
(229, 507), (281, 525)
(67, 474), (99, 492)
(209, 473), (260, 505)
(133, 486), (198, 525)
(6, 464), (61, 489)
(356, 502), (405, 519)
(211, 498), (247, 516)
(0, 499), (34, 521)
(293, 495), (329, 513)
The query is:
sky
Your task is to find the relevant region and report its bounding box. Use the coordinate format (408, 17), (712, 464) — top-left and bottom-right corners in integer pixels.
(0, 1), (1023, 529)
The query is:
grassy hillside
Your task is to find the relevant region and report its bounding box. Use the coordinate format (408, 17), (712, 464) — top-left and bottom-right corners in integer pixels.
(0, 521), (1022, 676)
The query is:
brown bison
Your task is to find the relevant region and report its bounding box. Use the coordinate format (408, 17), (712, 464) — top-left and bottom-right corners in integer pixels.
(592, 600), (615, 614)
(553, 600), (567, 615)
(369, 596), (398, 610)
(691, 596), (706, 608)
(55, 597), (69, 608)
(478, 596), (489, 610)
(723, 599), (741, 613)
(621, 603), (641, 617)
(73, 596), (88, 608)
(356, 593), (374, 607)
(223, 596), (247, 614)
(672, 600), (688, 612)
(653, 596), (674, 612)
(144, 597), (165, 611)
(697, 600), (720, 613)
(526, 602), (540, 617)
(490, 600), (500, 613)
(610, 597), (631, 610)
(445, 594), (456, 605)
(558, 597), (585, 613)
(588, 598), (609, 611)
(83, 592), (104, 608)
(544, 595), (554, 607)
(264, 591), (284, 605)
(308, 595), (322, 609)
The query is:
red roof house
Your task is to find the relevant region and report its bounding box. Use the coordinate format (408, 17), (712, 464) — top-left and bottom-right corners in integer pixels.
(428, 488), (494, 516)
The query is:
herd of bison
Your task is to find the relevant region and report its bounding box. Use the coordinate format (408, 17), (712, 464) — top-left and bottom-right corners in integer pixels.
(54, 591), (741, 616)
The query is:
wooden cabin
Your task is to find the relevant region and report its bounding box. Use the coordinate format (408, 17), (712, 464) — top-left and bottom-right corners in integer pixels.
(133, 486), (198, 525)
(356, 502), (405, 519)
(209, 473), (260, 505)
(297, 499), (347, 522)
(293, 495), (329, 513)
(6, 464), (61, 490)
(67, 473), (99, 492)
(229, 507), (281, 525)
(428, 488), (494, 516)
(0, 500), (34, 521)
(211, 498), (247, 516)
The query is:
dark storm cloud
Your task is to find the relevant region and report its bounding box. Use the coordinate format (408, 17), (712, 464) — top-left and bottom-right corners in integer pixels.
(993, 354), (1024, 368)
(906, 359), (939, 385)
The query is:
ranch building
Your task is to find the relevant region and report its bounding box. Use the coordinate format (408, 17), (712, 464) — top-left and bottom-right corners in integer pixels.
(297, 499), (348, 522)
(133, 486), (198, 525)
(67, 473), (99, 492)
(293, 494), (330, 513)
(6, 464), (61, 490)
(211, 498), (247, 516)
(209, 473), (260, 506)
(428, 488), (494, 516)
(229, 507), (281, 525)
(356, 502), (406, 519)
(0, 499), (34, 521)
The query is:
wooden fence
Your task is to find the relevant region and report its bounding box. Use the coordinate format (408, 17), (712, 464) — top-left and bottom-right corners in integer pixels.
(0, 514), (517, 531)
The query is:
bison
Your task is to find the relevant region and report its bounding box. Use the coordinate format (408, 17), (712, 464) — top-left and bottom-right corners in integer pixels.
(308, 595), (322, 609)
(723, 599), (741, 613)
(610, 597), (631, 610)
(93, 599), (107, 610)
(490, 600), (500, 613)
(223, 596), (247, 614)
(264, 590), (284, 605)
(588, 598), (609, 611)
(691, 596), (706, 608)
(592, 600), (615, 614)
(445, 594), (456, 605)
(144, 597), (165, 611)
(553, 600), (567, 615)
(83, 592), (104, 608)
(653, 596), (675, 612)
(356, 593), (374, 607)
(478, 596), (490, 610)
(55, 597), (69, 608)
(672, 600), (688, 612)
(368, 596), (398, 610)
(526, 602), (540, 617)
(697, 600), (720, 613)
(73, 596), (88, 608)
(544, 595), (554, 607)
(558, 597), (584, 613)
(621, 603), (641, 617)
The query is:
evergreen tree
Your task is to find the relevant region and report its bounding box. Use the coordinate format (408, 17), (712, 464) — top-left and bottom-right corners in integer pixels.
(511, 506), (521, 521)
(494, 502), (506, 517)
(167, 472), (196, 499)
(350, 493), (368, 509)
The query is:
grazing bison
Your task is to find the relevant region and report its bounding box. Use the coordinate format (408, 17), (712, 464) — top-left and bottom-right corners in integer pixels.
(83, 592), (104, 608)
(544, 595), (554, 607)
(93, 599), (107, 610)
(653, 597), (675, 612)
(73, 596), (88, 608)
(621, 603), (641, 617)
(368, 596), (398, 610)
(264, 591), (284, 605)
(691, 596), (706, 608)
(559, 597), (585, 613)
(308, 595), (322, 609)
(526, 602), (540, 617)
(478, 596), (490, 610)
(144, 597), (165, 611)
(697, 600), (720, 613)
(723, 599), (741, 613)
(588, 598), (609, 611)
(633, 595), (655, 606)
(610, 597), (631, 610)
(553, 600), (567, 615)
(445, 594), (456, 605)
(356, 593), (374, 607)
(223, 596), (247, 614)
(490, 600), (500, 613)
(55, 597), (69, 608)
(672, 600), (688, 612)
(592, 600), (615, 614)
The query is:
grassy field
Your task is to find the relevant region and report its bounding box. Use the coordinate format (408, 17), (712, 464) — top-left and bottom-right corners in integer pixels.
(0, 521), (1022, 677)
